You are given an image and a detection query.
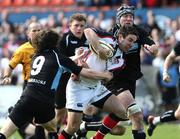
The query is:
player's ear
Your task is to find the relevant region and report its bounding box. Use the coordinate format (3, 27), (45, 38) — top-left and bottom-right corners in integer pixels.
(118, 34), (123, 42)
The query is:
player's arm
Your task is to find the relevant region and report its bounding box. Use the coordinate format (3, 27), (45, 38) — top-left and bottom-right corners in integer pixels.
(1, 66), (13, 85)
(139, 27), (158, 56)
(1, 49), (22, 85)
(80, 68), (113, 82)
(163, 50), (176, 82)
(144, 43), (158, 56)
(84, 28), (101, 50)
(84, 28), (110, 60)
(61, 55), (113, 82)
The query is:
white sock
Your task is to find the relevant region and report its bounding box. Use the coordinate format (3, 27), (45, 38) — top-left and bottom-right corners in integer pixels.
(153, 116), (160, 125)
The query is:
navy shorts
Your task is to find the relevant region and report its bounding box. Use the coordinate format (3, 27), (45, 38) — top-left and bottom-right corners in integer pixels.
(105, 79), (136, 98)
(9, 95), (55, 128)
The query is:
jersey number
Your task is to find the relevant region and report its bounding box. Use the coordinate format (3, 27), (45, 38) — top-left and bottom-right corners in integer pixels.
(31, 56), (45, 75)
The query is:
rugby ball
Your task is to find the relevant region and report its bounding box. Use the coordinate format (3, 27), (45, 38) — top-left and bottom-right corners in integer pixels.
(90, 40), (115, 58)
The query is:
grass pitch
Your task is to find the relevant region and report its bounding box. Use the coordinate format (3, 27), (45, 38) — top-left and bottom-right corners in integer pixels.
(7, 123), (180, 139)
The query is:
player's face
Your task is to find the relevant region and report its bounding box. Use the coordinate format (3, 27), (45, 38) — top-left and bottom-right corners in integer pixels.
(119, 14), (134, 27)
(27, 24), (42, 41)
(118, 34), (137, 52)
(69, 20), (86, 39)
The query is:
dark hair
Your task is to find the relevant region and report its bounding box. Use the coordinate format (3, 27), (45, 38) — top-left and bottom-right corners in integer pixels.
(119, 26), (139, 39)
(69, 13), (87, 24)
(32, 29), (60, 53)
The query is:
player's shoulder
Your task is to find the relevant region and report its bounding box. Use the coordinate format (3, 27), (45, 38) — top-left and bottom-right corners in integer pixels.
(134, 25), (149, 36)
(13, 42), (33, 54)
(18, 42), (33, 50)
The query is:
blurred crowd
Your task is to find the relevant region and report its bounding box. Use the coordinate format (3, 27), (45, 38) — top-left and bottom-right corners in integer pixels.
(0, 0), (180, 7)
(76, 0), (180, 8)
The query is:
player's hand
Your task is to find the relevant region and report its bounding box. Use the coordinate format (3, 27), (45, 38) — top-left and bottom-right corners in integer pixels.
(78, 60), (89, 68)
(104, 71), (113, 82)
(71, 73), (79, 81)
(75, 47), (84, 56)
(163, 72), (171, 82)
(71, 47), (85, 64)
(1, 77), (11, 85)
(144, 44), (158, 56)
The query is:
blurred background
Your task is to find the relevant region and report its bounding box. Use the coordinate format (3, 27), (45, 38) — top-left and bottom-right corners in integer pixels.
(0, 0), (180, 126)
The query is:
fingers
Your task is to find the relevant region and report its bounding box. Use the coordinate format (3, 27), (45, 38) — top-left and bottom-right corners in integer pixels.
(1, 77), (11, 85)
(163, 74), (171, 82)
(144, 44), (153, 53)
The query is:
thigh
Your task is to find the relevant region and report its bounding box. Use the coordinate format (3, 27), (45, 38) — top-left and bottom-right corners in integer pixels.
(34, 102), (55, 124)
(106, 80), (136, 98)
(66, 80), (93, 111)
(9, 96), (35, 128)
(116, 90), (136, 109)
(102, 94), (126, 118)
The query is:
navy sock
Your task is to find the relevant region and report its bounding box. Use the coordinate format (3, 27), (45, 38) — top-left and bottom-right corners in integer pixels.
(0, 133), (6, 139)
(132, 130), (146, 139)
(160, 110), (177, 123)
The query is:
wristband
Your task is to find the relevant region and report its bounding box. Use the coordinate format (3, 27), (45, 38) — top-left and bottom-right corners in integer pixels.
(162, 70), (168, 76)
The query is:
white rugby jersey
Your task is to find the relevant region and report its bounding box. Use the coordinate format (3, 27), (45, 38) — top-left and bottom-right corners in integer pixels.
(78, 36), (125, 87)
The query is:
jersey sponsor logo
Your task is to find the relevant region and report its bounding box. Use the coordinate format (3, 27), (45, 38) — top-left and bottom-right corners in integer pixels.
(70, 41), (78, 44)
(77, 103), (83, 107)
(28, 78), (46, 85)
(85, 40), (89, 45)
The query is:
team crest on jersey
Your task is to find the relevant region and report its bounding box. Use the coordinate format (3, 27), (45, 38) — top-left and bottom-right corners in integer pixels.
(77, 103), (83, 107)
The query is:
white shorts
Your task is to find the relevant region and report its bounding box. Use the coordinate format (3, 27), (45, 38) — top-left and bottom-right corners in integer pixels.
(66, 79), (111, 111)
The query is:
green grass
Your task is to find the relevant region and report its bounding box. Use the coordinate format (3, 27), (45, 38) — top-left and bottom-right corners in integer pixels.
(7, 123), (180, 139)
(87, 124), (180, 139)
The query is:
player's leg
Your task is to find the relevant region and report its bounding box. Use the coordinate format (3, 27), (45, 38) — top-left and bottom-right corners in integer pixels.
(114, 91), (145, 139)
(92, 90), (145, 139)
(148, 104), (180, 136)
(73, 105), (99, 139)
(0, 117), (18, 138)
(58, 111), (83, 139)
(78, 120), (126, 135)
(55, 73), (70, 132)
(42, 119), (58, 139)
(91, 93), (127, 139)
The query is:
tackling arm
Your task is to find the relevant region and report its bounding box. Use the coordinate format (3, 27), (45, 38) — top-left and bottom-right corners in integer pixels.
(80, 68), (113, 82)
(163, 50), (176, 82)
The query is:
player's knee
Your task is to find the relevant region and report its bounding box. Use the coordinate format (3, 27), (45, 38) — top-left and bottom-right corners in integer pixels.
(127, 103), (142, 119)
(67, 123), (80, 133)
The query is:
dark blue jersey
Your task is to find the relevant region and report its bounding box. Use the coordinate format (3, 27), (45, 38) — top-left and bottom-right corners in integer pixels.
(173, 41), (180, 56)
(24, 48), (82, 105)
(58, 31), (89, 57)
(110, 24), (155, 81)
